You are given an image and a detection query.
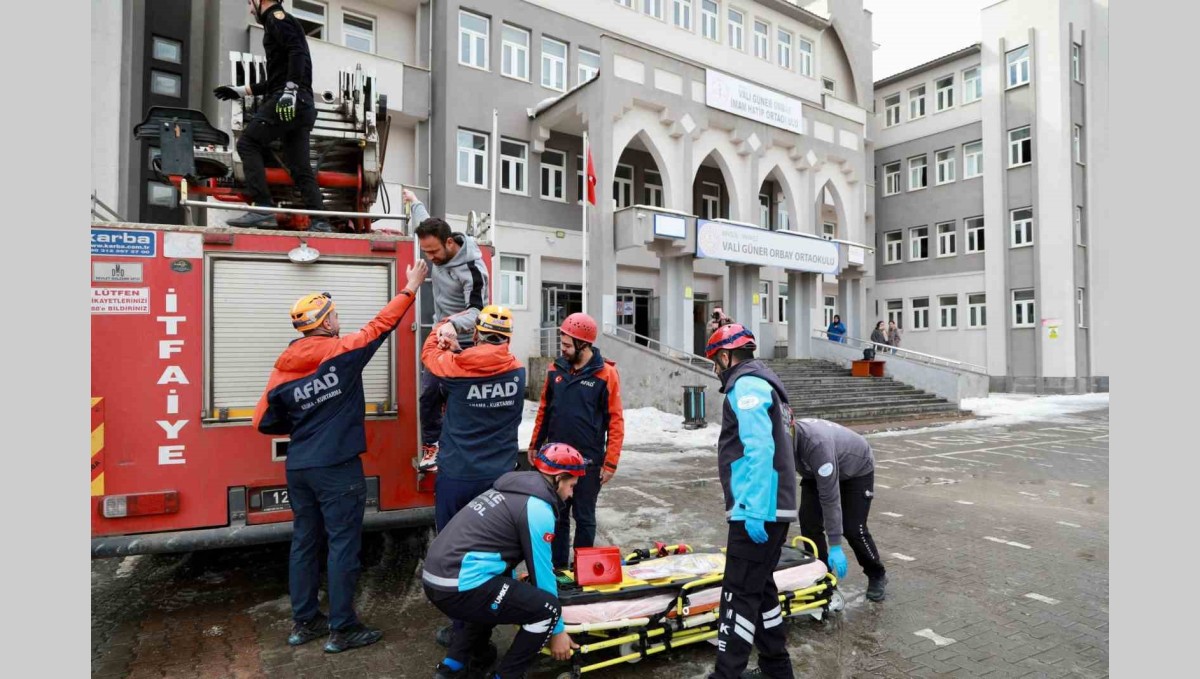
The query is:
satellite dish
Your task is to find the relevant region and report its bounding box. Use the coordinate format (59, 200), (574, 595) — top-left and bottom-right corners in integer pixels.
(467, 210), (478, 235)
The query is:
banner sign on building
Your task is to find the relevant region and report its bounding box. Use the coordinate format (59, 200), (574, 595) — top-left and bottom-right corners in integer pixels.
(696, 220), (839, 274)
(653, 213), (687, 239)
(706, 70), (804, 134)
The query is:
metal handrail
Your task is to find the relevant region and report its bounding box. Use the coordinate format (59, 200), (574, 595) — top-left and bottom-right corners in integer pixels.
(91, 192), (122, 222)
(602, 324), (716, 370)
(813, 329), (989, 375)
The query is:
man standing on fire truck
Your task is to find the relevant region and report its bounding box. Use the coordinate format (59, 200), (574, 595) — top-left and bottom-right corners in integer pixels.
(253, 259), (429, 653)
(213, 0), (332, 232)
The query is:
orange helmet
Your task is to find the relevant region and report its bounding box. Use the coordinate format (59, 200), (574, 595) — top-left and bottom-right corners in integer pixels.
(560, 312), (597, 344)
(533, 443), (587, 477)
(705, 323), (756, 359)
(290, 292), (335, 332)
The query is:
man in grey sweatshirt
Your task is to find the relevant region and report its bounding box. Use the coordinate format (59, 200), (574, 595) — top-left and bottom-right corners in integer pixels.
(794, 417), (888, 601)
(405, 190), (491, 472)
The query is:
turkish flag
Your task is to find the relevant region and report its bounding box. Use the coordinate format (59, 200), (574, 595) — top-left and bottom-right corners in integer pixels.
(586, 148), (597, 206)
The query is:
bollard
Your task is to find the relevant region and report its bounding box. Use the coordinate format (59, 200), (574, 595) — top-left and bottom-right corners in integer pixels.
(682, 385), (707, 430)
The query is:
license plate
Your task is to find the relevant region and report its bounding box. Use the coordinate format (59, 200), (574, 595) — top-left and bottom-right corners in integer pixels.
(259, 487), (291, 512)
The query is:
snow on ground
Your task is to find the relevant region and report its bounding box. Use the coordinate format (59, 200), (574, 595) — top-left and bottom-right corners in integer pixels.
(518, 401), (720, 451)
(868, 392), (1110, 438)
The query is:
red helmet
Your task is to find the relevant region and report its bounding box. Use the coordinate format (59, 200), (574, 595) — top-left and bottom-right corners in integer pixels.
(533, 443), (587, 477)
(560, 312), (598, 344)
(705, 323), (757, 359)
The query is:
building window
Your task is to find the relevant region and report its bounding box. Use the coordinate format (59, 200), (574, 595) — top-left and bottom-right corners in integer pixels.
(778, 283), (789, 324)
(614, 163), (633, 209)
(910, 226), (929, 261)
(935, 75), (954, 111)
(1074, 125), (1084, 164)
(1008, 126), (1032, 167)
(701, 181), (721, 219)
(824, 296), (837, 327)
(701, 0), (719, 41)
(939, 294), (959, 329)
(759, 194), (771, 229)
(1010, 207), (1033, 247)
(458, 10), (489, 70)
(540, 149), (566, 201)
(908, 155), (927, 191)
(968, 293), (986, 328)
(937, 221), (957, 257)
(292, 0), (327, 39)
(884, 231), (903, 264)
(759, 281), (771, 322)
(150, 70), (181, 97)
(152, 36), (182, 64)
(644, 170), (664, 207)
(883, 161), (901, 196)
(776, 196), (789, 231)
(966, 216), (985, 253)
(643, 0), (663, 18)
(456, 129), (488, 188)
(1075, 206), (1086, 245)
(912, 297), (930, 330)
(754, 20), (770, 60)
(908, 84), (926, 120)
(541, 37), (568, 91)
(884, 94), (901, 127)
(777, 29), (793, 69)
(499, 139), (528, 195)
(1006, 44), (1030, 88)
(799, 38), (813, 77)
(500, 255), (528, 308)
(727, 8), (744, 50)
(342, 11), (375, 53)
(964, 141), (983, 178)
(501, 24), (530, 81)
(962, 66), (982, 103)
(1072, 43), (1083, 83)
(887, 299), (904, 328)
(935, 148), (956, 185)
(577, 48), (600, 85)
(1076, 288), (1086, 327)
(672, 0), (693, 30)
(1012, 289), (1036, 328)
(823, 222), (837, 240)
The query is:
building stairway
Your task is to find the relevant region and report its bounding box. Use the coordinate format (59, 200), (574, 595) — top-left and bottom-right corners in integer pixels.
(762, 359), (971, 425)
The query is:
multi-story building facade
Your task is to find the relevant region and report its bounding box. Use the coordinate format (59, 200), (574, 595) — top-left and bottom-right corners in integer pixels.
(869, 0), (1108, 393)
(92, 0), (878, 366)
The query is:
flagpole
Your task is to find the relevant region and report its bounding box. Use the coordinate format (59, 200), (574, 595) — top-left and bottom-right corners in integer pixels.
(581, 131), (589, 318)
(491, 108), (500, 305)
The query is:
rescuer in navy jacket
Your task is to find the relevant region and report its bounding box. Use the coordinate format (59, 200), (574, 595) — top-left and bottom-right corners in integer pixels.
(529, 313), (625, 569)
(253, 259), (428, 654)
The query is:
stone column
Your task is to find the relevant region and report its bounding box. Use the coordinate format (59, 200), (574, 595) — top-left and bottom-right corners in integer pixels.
(655, 251), (696, 356)
(726, 264), (760, 339)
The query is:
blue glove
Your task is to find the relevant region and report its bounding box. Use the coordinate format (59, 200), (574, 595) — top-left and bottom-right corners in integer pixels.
(827, 545), (848, 578)
(744, 519), (768, 544)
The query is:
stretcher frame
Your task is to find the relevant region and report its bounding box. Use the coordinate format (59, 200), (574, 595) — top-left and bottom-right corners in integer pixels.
(539, 536), (842, 679)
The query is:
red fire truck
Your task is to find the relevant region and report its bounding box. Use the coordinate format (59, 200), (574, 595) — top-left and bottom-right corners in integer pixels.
(89, 224), (470, 557)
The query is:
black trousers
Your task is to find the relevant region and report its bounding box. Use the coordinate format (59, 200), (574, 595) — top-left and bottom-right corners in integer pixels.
(425, 576), (561, 679)
(709, 521), (794, 679)
(799, 472), (886, 579)
(552, 463), (602, 568)
(236, 91), (324, 210)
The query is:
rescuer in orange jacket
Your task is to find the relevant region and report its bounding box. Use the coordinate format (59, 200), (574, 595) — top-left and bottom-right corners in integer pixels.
(253, 259), (428, 654)
(528, 312), (625, 569)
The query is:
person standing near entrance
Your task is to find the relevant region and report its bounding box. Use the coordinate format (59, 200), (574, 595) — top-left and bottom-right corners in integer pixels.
(528, 313), (625, 569)
(887, 320), (903, 354)
(870, 321), (889, 350)
(827, 314), (847, 343)
(704, 322), (798, 679)
(253, 259), (428, 653)
(214, 0), (332, 232)
(405, 190), (490, 473)
(794, 417), (887, 602)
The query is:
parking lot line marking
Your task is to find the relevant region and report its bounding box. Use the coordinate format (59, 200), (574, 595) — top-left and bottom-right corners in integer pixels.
(984, 536), (1033, 549)
(891, 553), (915, 561)
(1056, 521), (1081, 528)
(1037, 463), (1053, 467)
(882, 512), (903, 518)
(1024, 593), (1060, 605)
(1069, 483), (1091, 488)
(914, 629), (957, 646)
(1019, 491), (1039, 497)
(877, 484), (892, 489)
(955, 500), (974, 505)
(610, 486), (673, 508)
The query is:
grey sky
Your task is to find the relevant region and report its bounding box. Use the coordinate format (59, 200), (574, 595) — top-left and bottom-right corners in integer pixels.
(864, 0), (989, 81)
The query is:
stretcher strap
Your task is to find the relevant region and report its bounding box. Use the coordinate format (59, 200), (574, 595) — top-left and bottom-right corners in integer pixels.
(780, 590), (795, 617)
(661, 622), (674, 653)
(638, 628), (650, 659)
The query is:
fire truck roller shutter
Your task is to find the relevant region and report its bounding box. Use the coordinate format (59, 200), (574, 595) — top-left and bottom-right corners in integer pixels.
(210, 258), (396, 420)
